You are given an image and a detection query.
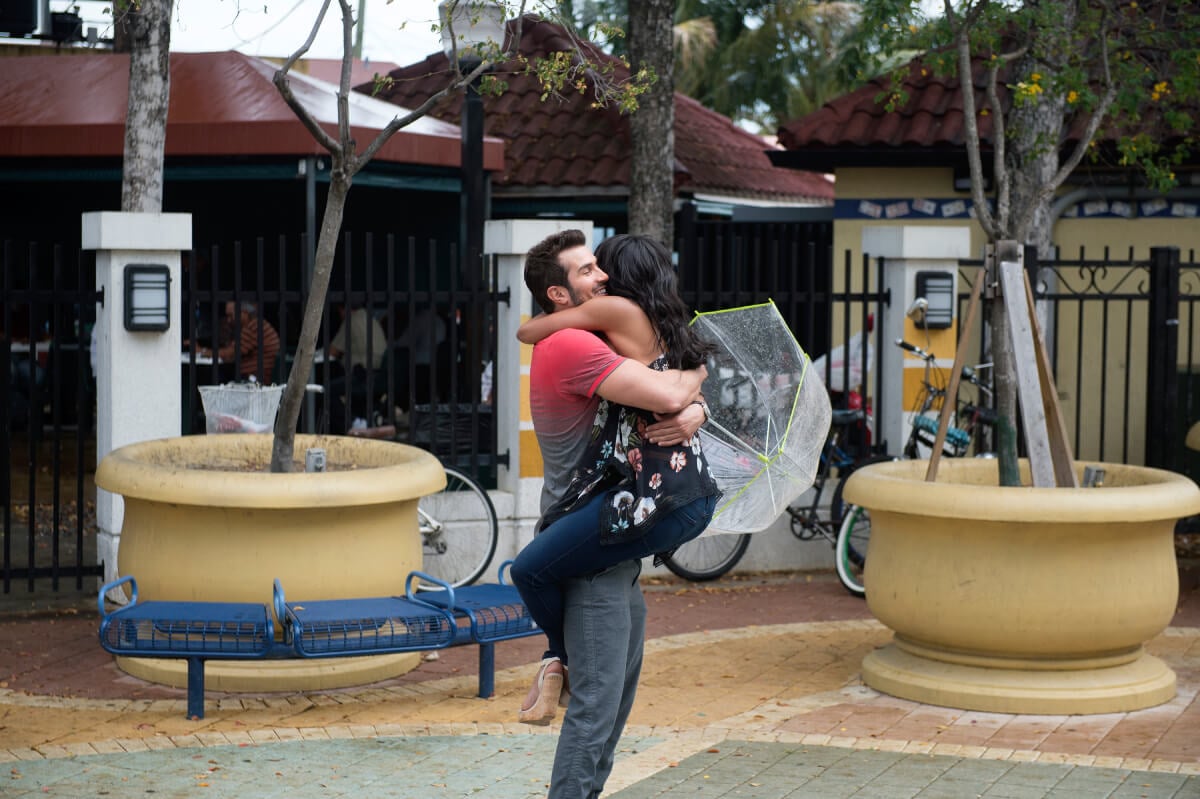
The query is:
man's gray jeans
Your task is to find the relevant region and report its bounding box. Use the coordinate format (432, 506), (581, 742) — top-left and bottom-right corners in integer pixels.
(549, 559), (646, 799)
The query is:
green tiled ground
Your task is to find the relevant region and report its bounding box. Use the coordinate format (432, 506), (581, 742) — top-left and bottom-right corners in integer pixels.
(4, 737), (1199, 798)
(607, 742), (1200, 799)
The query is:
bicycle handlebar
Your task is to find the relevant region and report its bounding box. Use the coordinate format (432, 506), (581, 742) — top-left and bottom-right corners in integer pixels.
(896, 338), (992, 394)
(895, 338), (933, 361)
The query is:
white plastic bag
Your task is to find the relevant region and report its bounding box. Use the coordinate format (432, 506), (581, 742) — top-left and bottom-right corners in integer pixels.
(813, 331), (874, 393)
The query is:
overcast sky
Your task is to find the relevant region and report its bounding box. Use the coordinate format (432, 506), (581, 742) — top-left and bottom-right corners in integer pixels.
(62, 0), (444, 64)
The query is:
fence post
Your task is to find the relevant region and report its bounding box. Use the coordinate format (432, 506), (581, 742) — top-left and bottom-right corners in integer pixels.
(83, 211), (192, 590)
(1146, 246), (1181, 470)
(861, 225), (972, 459)
(484, 219), (594, 556)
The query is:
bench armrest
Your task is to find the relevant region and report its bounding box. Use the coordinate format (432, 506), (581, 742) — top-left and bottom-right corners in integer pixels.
(98, 575), (137, 620)
(272, 578), (290, 640)
(496, 560), (516, 586)
(406, 570), (455, 607)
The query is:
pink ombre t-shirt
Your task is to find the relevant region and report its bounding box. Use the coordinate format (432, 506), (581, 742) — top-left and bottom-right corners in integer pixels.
(529, 328), (625, 517)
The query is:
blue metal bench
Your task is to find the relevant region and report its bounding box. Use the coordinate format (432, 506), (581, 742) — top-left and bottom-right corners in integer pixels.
(97, 575), (279, 719)
(98, 563), (540, 719)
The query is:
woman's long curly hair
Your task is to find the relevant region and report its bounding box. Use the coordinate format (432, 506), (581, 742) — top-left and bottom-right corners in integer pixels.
(595, 235), (714, 370)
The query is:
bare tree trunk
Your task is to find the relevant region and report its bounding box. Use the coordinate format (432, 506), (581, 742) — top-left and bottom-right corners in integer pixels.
(627, 0), (675, 243)
(271, 169), (350, 471)
(119, 0), (172, 213)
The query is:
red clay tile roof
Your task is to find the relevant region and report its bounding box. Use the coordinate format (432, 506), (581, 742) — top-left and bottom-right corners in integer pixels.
(775, 59), (1007, 168)
(370, 16), (831, 204)
(776, 53), (1197, 171)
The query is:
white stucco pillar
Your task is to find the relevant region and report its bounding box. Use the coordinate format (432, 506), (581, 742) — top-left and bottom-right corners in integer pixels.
(484, 219), (593, 557)
(83, 211), (192, 585)
(862, 225), (972, 457)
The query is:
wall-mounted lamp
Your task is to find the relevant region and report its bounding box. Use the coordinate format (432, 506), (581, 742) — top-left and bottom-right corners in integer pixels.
(124, 264), (171, 332)
(914, 271), (954, 329)
(906, 297), (928, 325)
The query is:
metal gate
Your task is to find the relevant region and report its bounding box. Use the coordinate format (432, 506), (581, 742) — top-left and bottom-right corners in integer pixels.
(954, 245), (1200, 474)
(674, 210), (886, 420)
(1, 242), (102, 594)
(2, 232), (501, 596)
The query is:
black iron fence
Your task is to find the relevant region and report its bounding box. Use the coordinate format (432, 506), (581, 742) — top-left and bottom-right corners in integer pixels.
(179, 233), (500, 475)
(954, 245), (1200, 476)
(1, 232), (499, 595)
(675, 211), (885, 427)
(1, 242), (101, 593)
(13, 221), (1196, 596)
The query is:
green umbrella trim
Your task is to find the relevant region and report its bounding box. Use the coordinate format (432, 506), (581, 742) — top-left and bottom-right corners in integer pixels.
(691, 300), (815, 526)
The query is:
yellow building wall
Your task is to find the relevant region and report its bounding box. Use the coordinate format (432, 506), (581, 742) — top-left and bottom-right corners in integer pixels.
(831, 165), (1200, 465)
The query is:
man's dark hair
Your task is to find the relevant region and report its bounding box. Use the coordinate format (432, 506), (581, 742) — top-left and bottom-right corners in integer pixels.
(524, 229), (587, 314)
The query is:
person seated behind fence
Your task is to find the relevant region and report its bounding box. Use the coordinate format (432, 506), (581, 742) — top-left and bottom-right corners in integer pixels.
(324, 303), (388, 432)
(328, 303), (387, 372)
(210, 301), (280, 384)
(393, 307), (451, 407)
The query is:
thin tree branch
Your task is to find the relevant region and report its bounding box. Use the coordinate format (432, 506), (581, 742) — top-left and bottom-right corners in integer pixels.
(984, 46), (1026, 234)
(336, 0), (354, 155)
(279, 0), (331, 75)
(273, 0), (341, 154)
(273, 69), (343, 153)
(358, 70), (481, 164)
(955, 22), (998, 238)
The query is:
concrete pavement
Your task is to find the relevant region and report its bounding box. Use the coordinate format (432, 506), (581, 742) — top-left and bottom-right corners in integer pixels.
(1, 567), (1198, 798)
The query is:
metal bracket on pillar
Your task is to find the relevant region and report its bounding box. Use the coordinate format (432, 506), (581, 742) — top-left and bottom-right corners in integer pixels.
(982, 241), (1018, 300)
(496, 449), (511, 468)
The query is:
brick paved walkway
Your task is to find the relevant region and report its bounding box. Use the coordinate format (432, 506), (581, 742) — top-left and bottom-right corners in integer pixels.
(1, 565), (1198, 797)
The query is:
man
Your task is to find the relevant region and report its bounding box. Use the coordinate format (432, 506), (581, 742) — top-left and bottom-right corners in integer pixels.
(325, 303), (388, 431)
(328, 303), (387, 372)
(212, 301), (280, 384)
(523, 229), (706, 798)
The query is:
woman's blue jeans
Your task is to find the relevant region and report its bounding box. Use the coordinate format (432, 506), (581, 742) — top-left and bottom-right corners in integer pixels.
(511, 492), (717, 663)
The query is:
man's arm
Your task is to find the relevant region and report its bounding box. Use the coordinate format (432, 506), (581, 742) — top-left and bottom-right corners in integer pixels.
(595, 360), (705, 415)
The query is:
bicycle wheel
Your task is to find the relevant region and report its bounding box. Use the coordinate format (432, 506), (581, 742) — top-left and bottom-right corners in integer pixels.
(661, 532), (751, 582)
(829, 454), (896, 523)
(417, 466), (498, 589)
(834, 503), (870, 598)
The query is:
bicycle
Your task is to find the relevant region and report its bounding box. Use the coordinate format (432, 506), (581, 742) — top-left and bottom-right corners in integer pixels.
(834, 339), (994, 597)
(660, 404), (886, 585)
(416, 464), (498, 589)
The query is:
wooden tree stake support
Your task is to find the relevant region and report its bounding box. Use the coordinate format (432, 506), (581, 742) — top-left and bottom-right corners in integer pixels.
(997, 259), (1078, 488)
(924, 271), (985, 483)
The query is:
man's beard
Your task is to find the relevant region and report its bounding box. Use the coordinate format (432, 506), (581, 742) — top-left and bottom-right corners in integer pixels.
(565, 283), (582, 307)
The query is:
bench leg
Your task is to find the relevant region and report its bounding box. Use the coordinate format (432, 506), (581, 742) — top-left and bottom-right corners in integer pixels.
(186, 657), (206, 720)
(477, 643), (495, 698)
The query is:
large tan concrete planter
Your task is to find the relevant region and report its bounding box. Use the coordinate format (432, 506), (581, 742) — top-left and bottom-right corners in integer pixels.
(842, 457), (1200, 714)
(96, 434), (445, 692)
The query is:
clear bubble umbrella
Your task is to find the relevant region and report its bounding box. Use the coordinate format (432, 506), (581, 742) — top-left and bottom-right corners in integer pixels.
(691, 301), (832, 534)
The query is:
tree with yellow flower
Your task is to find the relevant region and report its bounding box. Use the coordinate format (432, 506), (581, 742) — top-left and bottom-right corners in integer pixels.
(841, 0), (1198, 477)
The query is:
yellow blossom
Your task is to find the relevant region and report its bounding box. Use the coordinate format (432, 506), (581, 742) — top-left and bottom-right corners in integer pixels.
(909, 24), (918, 33)
(1067, 90), (1078, 104)
(1030, 72), (1042, 82)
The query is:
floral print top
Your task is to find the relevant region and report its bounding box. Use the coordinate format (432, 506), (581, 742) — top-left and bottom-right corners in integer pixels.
(539, 355), (721, 545)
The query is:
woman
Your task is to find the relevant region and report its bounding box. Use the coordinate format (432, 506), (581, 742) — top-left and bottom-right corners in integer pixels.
(510, 234), (720, 724)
